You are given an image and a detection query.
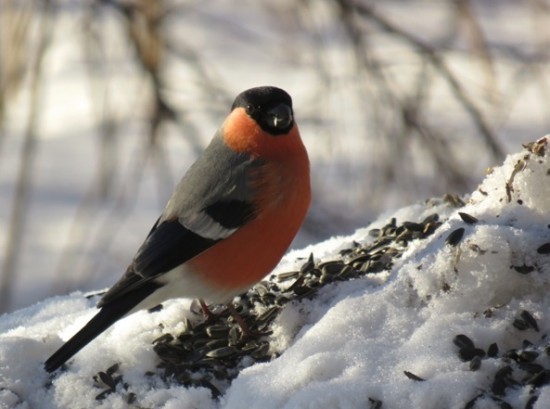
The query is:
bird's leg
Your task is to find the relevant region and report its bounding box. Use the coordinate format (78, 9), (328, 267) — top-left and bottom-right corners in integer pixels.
(198, 299), (252, 339)
(226, 304), (252, 339)
(198, 299), (215, 320)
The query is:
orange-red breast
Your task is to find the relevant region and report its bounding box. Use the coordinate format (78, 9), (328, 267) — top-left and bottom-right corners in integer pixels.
(44, 86), (311, 372)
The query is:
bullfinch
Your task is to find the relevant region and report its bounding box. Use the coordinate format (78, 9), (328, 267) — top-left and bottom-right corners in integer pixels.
(44, 86), (311, 373)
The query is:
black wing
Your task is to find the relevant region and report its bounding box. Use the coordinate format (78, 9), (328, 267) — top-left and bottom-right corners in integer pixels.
(98, 218), (218, 307)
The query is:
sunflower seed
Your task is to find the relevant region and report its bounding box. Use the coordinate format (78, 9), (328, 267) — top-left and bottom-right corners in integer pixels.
(470, 355), (482, 371)
(205, 346), (238, 359)
(513, 264), (535, 274)
(458, 212), (478, 224)
(520, 310), (539, 331)
(537, 242), (550, 254)
(453, 334), (475, 350)
(153, 334), (174, 345)
(458, 347), (486, 362)
(206, 324), (230, 338)
(300, 253), (315, 274)
(368, 397), (383, 409)
(513, 319), (530, 331)
(518, 350), (540, 362)
(403, 371), (425, 381)
(446, 228), (465, 247)
(487, 343), (499, 358)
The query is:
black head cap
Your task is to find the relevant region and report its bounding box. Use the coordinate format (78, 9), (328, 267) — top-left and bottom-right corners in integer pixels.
(232, 86), (294, 135)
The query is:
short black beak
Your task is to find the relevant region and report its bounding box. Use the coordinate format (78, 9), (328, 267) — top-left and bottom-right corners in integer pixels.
(266, 103), (293, 130)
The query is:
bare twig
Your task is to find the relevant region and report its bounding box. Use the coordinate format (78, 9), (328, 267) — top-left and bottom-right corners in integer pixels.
(338, 0), (505, 161)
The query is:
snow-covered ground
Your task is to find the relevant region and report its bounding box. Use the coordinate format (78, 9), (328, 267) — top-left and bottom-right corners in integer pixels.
(2, 136), (550, 408)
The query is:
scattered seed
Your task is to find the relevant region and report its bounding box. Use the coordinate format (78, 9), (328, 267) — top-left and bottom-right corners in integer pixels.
(459, 212), (478, 224)
(525, 395), (539, 409)
(95, 389), (113, 401)
(152, 333), (174, 345)
(492, 366), (514, 396)
(96, 371), (116, 390)
(513, 264), (535, 274)
(487, 343), (499, 358)
(368, 228), (381, 238)
(513, 319), (530, 331)
(106, 363), (120, 376)
(518, 350), (540, 362)
(446, 228), (465, 247)
(139, 215), (444, 395)
(518, 362), (544, 374)
(537, 243), (550, 254)
(520, 310), (539, 331)
(453, 334), (475, 350)
(459, 347), (486, 362)
(300, 253), (315, 274)
(403, 371), (425, 381)
(127, 392), (136, 404)
(205, 346), (239, 359)
(276, 271), (300, 282)
(470, 355), (482, 371)
(525, 369), (550, 387)
(523, 138), (547, 156)
(148, 304), (163, 313)
(206, 324), (230, 338)
(368, 397), (383, 409)
(464, 394), (483, 409)
(443, 194), (466, 207)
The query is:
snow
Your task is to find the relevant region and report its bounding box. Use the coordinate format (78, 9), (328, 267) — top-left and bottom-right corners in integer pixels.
(2, 136), (550, 408)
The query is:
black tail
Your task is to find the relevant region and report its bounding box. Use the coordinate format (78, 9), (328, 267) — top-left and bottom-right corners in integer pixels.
(44, 283), (160, 373)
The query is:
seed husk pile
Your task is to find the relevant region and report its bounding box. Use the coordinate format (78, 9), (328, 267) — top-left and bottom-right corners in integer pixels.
(452, 310), (550, 409)
(93, 213), (444, 400)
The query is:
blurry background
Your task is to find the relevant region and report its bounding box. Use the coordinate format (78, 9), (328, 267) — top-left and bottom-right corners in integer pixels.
(1, 0), (549, 313)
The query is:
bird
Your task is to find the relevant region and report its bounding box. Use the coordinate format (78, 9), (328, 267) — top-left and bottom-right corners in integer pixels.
(44, 86), (311, 373)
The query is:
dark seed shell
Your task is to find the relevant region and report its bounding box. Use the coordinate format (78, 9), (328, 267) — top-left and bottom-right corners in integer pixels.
(464, 394), (483, 409)
(518, 362), (544, 374)
(513, 319), (530, 331)
(491, 366), (514, 396)
(518, 350), (540, 362)
(95, 389), (113, 401)
(106, 363), (120, 376)
(368, 398), (383, 409)
(205, 346), (239, 359)
(525, 395), (539, 409)
(458, 212), (479, 224)
(403, 371), (425, 381)
(97, 371), (116, 390)
(525, 369), (550, 387)
(458, 347), (486, 362)
(453, 334), (475, 350)
(206, 324), (230, 338)
(520, 310), (539, 331)
(537, 242), (550, 254)
(445, 228), (465, 247)
(469, 355), (482, 371)
(487, 343), (499, 358)
(300, 253), (315, 274)
(513, 264), (535, 274)
(152, 334), (174, 345)
(276, 271), (300, 282)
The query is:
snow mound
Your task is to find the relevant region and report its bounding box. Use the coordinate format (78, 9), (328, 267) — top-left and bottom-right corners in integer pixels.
(3, 137), (550, 408)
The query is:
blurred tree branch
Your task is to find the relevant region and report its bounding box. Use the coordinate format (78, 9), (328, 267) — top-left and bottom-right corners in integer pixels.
(1, 0), (550, 312)
(0, 0), (55, 312)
